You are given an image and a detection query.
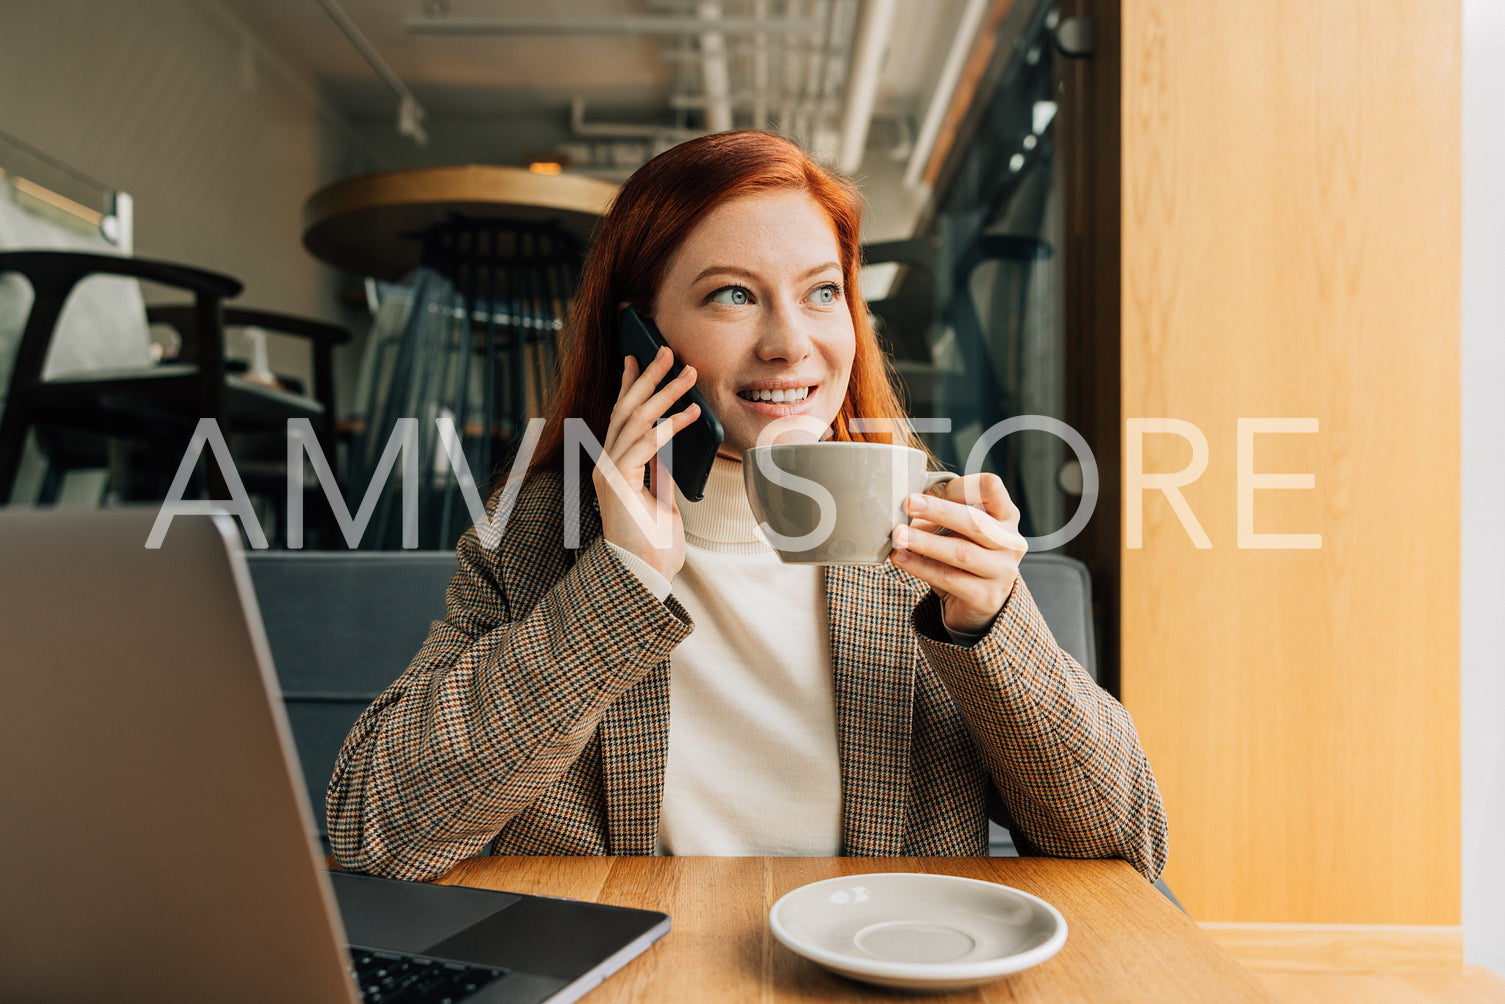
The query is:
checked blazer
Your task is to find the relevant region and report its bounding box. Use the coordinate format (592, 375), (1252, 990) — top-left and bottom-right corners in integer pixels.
(328, 472), (1168, 883)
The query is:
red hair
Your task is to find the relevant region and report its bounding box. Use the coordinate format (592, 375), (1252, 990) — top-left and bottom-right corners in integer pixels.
(530, 130), (914, 471)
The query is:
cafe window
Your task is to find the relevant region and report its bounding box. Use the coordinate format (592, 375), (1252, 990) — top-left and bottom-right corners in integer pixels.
(865, 0), (1121, 685)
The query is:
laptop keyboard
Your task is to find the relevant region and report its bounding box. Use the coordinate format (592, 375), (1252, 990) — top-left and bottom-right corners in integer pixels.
(349, 948), (508, 1003)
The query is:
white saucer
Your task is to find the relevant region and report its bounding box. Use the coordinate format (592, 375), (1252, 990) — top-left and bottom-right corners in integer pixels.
(768, 872), (1067, 991)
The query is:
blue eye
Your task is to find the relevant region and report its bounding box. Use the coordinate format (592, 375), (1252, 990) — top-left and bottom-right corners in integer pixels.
(808, 283), (841, 305)
(710, 286), (751, 305)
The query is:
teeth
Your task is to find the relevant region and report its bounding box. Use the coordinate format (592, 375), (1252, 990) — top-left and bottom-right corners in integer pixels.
(741, 387), (810, 403)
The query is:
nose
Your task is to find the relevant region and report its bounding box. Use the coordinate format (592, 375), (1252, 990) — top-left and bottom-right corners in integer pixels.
(755, 299), (813, 364)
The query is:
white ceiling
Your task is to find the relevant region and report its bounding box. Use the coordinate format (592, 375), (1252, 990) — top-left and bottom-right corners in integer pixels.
(223, 0), (677, 118)
(216, 0), (973, 181)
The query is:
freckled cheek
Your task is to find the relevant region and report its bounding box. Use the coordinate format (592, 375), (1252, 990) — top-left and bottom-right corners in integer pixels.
(823, 334), (857, 384)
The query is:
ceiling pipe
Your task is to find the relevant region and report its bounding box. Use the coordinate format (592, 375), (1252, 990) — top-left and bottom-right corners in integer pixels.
(809, 0), (853, 163)
(669, 93), (768, 109)
(902, 0), (991, 191)
(405, 15), (812, 35)
(569, 96), (702, 141)
(777, 2), (801, 134)
(313, 0), (428, 145)
(836, 0), (897, 174)
(698, 1), (734, 133)
(796, 0), (832, 147)
(752, 0), (771, 129)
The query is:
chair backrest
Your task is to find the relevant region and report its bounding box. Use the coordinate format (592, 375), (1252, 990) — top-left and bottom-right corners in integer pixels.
(244, 550), (457, 846)
(0, 181), (153, 405)
(1017, 552), (1097, 681)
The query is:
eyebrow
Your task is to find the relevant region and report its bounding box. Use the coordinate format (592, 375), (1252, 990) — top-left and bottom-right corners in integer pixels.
(690, 261), (842, 285)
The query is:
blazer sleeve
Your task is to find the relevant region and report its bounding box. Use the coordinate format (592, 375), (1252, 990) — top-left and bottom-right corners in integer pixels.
(327, 530), (692, 881)
(912, 580), (1170, 882)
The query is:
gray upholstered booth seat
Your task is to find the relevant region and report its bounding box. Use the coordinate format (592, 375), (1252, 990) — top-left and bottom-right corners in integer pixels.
(246, 550), (457, 849)
(1014, 553), (1097, 678)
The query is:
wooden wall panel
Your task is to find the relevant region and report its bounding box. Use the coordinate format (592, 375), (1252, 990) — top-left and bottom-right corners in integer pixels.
(1119, 0), (1460, 923)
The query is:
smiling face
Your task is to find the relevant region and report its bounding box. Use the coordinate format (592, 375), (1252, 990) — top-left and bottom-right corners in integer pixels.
(650, 188), (857, 459)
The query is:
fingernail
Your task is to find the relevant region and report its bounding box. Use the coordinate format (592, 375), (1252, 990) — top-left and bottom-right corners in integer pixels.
(893, 548), (910, 562)
(894, 525), (910, 547)
(909, 494), (927, 512)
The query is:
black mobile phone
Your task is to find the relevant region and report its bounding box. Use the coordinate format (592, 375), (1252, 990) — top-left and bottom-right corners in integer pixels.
(617, 305), (725, 502)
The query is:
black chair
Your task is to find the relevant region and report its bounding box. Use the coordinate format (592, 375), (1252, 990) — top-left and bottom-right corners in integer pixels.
(0, 251), (345, 508)
(245, 550), (458, 849)
(148, 304), (351, 543)
(146, 304), (350, 476)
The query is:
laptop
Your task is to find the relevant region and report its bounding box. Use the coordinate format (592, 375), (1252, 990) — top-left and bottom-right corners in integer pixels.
(0, 508), (670, 1003)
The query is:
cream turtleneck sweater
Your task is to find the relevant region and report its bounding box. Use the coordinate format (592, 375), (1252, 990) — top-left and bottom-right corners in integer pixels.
(605, 457), (843, 855)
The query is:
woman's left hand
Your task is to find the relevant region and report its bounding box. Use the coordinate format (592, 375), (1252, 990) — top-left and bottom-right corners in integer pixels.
(890, 473), (1028, 636)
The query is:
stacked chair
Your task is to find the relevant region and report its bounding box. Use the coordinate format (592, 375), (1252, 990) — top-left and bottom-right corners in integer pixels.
(0, 250), (348, 543)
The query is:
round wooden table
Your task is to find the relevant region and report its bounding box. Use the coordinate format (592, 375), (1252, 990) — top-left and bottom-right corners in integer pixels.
(301, 165), (618, 281)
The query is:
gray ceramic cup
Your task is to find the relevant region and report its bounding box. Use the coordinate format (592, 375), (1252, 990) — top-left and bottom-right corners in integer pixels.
(742, 442), (958, 564)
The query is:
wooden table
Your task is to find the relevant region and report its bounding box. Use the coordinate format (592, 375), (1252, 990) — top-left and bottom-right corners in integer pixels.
(301, 165), (617, 281)
(433, 856), (1275, 1002)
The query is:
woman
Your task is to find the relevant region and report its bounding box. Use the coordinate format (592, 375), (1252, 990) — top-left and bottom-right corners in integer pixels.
(328, 131), (1168, 883)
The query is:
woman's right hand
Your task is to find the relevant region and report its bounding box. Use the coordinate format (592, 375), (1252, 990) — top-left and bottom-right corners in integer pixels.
(595, 346), (702, 581)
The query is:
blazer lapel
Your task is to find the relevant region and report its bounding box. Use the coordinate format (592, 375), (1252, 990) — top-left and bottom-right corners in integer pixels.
(827, 564), (917, 855)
